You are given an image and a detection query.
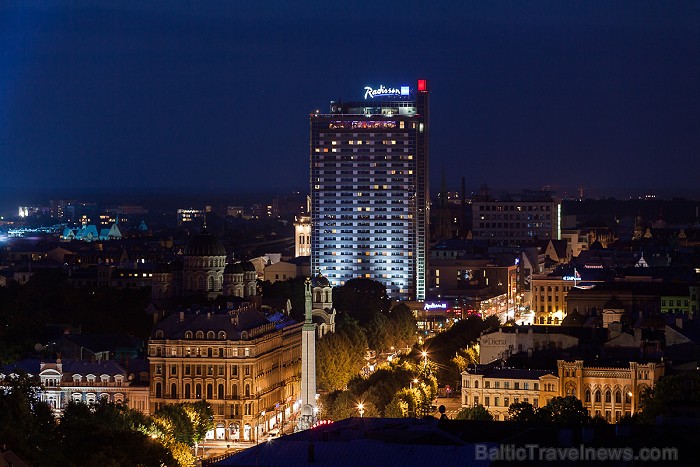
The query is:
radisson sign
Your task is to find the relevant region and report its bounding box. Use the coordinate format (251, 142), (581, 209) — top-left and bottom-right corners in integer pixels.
(364, 85), (410, 100)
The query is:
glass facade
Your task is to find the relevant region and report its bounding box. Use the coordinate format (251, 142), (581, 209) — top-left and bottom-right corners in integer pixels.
(310, 82), (429, 300)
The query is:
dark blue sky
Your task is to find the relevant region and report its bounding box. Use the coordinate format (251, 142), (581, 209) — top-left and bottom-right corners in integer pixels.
(1, 1), (699, 199)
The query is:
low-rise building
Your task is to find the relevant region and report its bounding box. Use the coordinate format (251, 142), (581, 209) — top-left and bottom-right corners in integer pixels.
(461, 366), (553, 420)
(0, 359), (150, 416)
(478, 326), (580, 364)
(462, 358), (664, 423)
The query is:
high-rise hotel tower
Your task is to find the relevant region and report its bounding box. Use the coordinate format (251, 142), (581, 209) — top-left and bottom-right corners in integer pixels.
(310, 80), (429, 300)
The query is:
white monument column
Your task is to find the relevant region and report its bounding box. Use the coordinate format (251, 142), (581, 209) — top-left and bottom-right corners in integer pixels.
(299, 278), (317, 429)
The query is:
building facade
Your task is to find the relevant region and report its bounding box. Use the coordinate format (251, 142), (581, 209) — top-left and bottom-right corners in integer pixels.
(471, 191), (561, 247)
(557, 360), (663, 422)
(148, 305), (302, 442)
(294, 215), (311, 258)
(151, 229), (257, 306)
(478, 326), (579, 364)
(461, 359), (663, 422)
(531, 274), (579, 325)
(310, 80), (430, 300)
(461, 367), (553, 420)
(0, 359), (150, 416)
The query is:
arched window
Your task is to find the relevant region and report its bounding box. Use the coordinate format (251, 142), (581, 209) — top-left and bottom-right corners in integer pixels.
(155, 330), (164, 339)
(185, 383), (191, 399)
(585, 389), (591, 402)
(196, 331), (204, 339)
(245, 384), (251, 397)
(605, 390), (611, 403)
(185, 331), (193, 339)
(196, 384), (202, 399)
(218, 384), (224, 399)
(155, 383), (162, 398)
(208, 276), (214, 290)
(232, 384), (238, 398)
(207, 384), (213, 400)
(207, 331), (215, 340)
(474, 380), (479, 389)
(595, 390), (601, 403)
(171, 383), (177, 398)
(218, 331), (226, 340)
(615, 390), (621, 404)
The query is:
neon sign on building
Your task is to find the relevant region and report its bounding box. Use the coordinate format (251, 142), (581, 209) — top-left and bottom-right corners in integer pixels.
(363, 85), (410, 99)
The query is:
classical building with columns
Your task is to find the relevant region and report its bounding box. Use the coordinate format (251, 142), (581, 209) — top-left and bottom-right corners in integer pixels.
(556, 359), (663, 422)
(148, 304), (302, 442)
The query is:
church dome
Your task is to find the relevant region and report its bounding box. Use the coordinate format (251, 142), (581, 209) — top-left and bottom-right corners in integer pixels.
(311, 273), (330, 287)
(183, 230), (226, 257)
(224, 262), (244, 274)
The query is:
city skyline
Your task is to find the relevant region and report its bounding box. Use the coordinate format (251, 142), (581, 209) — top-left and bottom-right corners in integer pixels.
(2, 1), (699, 200)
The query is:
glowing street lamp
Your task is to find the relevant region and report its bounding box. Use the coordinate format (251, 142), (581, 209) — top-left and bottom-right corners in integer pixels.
(358, 403), (364, 418)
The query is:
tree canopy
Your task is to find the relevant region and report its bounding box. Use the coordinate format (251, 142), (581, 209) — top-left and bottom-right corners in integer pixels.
(638, 371), (700, 424)
(333, 278), (390, 324)
(456, 404), (494, 421)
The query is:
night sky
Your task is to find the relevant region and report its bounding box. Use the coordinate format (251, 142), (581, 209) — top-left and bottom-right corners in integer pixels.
(1, 1), (699, 201)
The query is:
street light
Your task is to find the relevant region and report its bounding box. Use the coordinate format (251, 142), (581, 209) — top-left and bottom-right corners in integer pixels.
(410, 378), (419, 389)
(358, 403), (364, 418)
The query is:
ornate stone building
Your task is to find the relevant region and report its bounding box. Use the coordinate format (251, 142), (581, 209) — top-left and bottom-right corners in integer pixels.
(461, 359), (664, 422)
(557, 359), (663, 422)
(151, 229), (257, 305)
(148, 304), (302, 442)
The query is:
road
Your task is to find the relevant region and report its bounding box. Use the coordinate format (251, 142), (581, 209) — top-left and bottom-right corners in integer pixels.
(431, 395), (463, 419)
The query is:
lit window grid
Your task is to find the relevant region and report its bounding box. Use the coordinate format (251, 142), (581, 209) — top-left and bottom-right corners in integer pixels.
(311, 118), (422, 300)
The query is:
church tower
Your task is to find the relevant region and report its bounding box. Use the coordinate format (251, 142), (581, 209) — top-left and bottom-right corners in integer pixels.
(299, 278), (317, 429)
